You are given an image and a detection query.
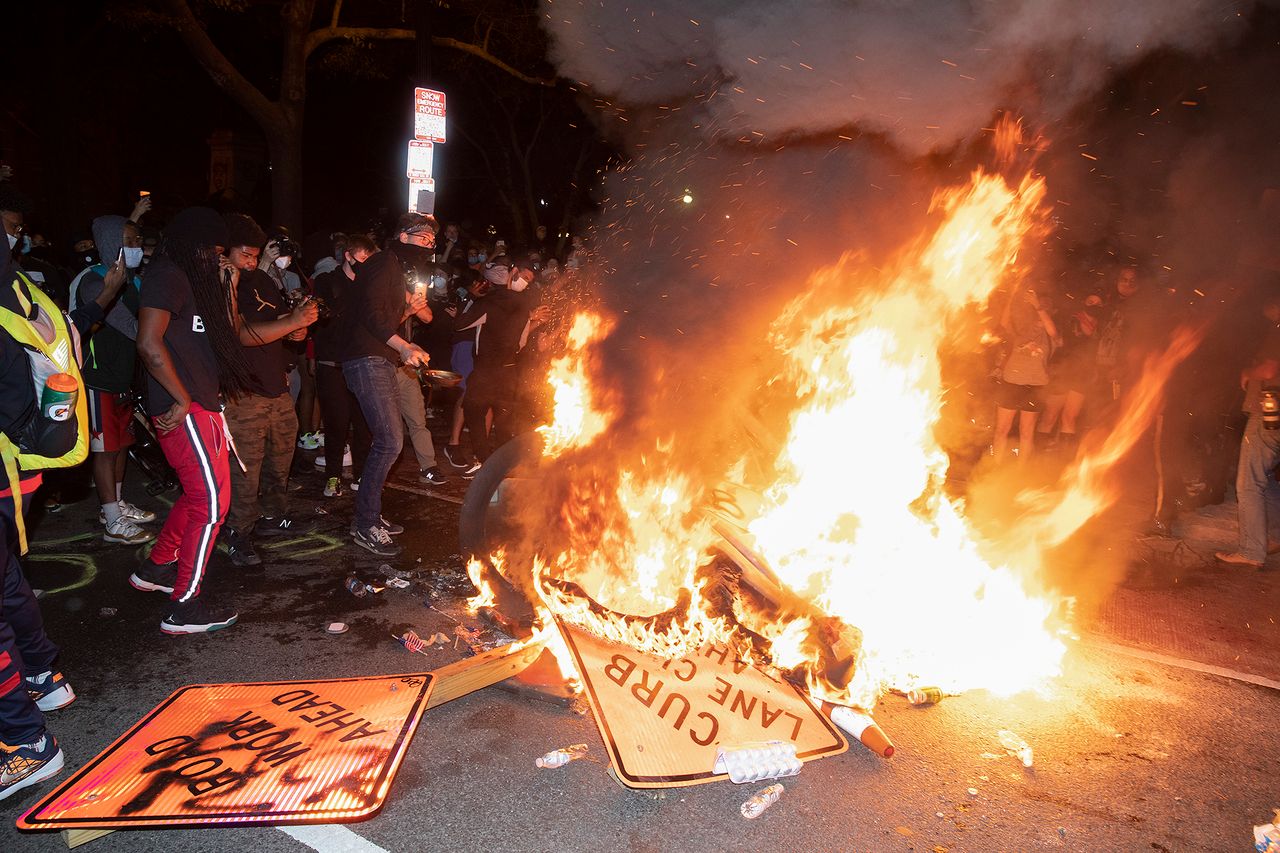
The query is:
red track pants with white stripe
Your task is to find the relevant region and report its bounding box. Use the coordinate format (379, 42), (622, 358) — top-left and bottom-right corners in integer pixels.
(150, 404), (230, 603)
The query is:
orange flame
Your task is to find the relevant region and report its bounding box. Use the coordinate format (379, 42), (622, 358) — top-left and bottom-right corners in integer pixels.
(497, 129), (1197, 711)
(538, 311), (616, 458)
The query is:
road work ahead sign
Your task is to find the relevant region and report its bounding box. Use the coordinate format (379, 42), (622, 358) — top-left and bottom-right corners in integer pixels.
(18, 673), (433, 831)
(558, 622), (845, 788)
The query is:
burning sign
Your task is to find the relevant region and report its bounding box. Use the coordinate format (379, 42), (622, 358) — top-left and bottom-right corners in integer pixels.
(18, 674), (433, 831)
(558, 621), (844, 788)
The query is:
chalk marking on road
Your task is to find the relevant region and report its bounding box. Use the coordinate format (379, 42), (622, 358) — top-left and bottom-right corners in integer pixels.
(25, 553), (98, 596)
(276, 824), (392, 853)
(386, 481), (464, 505)
(28, 531), (97, 548)
(1087, 637), (1280, 691)
(258, 532), (345, 559)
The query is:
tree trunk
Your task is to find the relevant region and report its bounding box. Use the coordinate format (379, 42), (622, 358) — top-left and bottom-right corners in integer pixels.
(266, 118), (305, 234)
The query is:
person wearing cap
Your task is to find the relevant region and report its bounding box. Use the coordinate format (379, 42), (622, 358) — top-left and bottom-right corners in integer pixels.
(456, 255), (550, 461)
(340, 212), (433, 556)
(129, 207), (261, 635)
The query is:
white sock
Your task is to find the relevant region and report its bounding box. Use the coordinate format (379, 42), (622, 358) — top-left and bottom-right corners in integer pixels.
(102, 501), (123, 526)
(116, 482), (123, 501)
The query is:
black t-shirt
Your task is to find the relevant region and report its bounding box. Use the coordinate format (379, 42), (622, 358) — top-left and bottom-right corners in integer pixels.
(312, 268), (351, 363)
(236, 269), (289, 397)
(139, 256), (222, 415)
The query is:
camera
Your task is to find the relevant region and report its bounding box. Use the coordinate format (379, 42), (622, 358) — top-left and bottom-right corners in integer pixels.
(284, 288), (331, 319)
(269, 234), (302, 260)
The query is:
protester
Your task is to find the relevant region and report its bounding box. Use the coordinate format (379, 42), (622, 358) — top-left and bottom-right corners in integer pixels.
(457, 255), (550, 461)
(75, 215), (156, 545)
(993, 285), (1058, 463)
(0, 184), (123, 800)
(340, 213), (433, 556)
(219, 214), (319, 568)
(1037, 289), (1103, 459)
(1216, 296), (1280, 569)
(130, 207), (259, 635)
(312, 234), (374, 496)
(442, 267), (488, 474)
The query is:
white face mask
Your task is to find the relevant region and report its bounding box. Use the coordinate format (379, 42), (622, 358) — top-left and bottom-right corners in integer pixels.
(122, 247), (145, 269)
(5, 233), (16, 252)
(275, 256), (292, 270)
(509, 275), (529, 293)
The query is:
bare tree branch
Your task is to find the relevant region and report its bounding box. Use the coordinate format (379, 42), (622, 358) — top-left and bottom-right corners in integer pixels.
(161, 0), (280, 127)
(304, 24), (556, 87)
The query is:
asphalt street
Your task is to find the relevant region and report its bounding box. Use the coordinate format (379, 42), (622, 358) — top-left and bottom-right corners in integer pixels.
(2, 448), (1277, 853)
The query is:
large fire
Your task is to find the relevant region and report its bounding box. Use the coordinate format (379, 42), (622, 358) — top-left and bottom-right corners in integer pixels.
(468, 134), (1199, 712)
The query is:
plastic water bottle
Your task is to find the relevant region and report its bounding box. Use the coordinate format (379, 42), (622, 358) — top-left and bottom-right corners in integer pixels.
(40, 373), (77, 421)
(740, 784), (784, 819)
(535, 743), (588, 769)
(998, 729), (1033, 767)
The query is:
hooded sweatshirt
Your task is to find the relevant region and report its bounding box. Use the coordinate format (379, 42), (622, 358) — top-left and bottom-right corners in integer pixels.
(72, 215), (141, 393)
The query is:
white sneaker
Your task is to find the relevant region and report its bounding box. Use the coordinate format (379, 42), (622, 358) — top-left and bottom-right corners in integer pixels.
(316, 447), (353, 468)
(104, 517), (156, 545)
(99, 501), (156, 525)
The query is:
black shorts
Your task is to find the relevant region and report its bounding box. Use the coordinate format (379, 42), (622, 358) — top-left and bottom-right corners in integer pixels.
(995, 381), (1044, 412)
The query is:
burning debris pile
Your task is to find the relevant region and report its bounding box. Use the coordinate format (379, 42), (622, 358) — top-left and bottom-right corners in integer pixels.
(464, 120), (1201, 737)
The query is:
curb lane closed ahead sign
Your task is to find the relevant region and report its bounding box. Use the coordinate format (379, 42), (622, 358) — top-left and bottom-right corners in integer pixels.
(558, 621), (846, 788)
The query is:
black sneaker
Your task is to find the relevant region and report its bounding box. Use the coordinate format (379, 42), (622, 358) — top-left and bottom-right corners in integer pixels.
(350, 517), (404, 537)
(130, 559), (177, 594)
(442, 444), (471, 469)
(161, 598), (239, 635)
(352, 525), (402, 557)
(224, 529), (262, 567)
(256, 516), (317, 537)
(420, 466), (448, 485)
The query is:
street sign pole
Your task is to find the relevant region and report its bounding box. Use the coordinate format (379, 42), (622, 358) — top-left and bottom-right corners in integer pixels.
(409, 87), (446, 215)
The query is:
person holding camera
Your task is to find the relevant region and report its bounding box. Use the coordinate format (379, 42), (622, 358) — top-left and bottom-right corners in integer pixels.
(218, 215), (319, 568)
(263, 232), (321, 451)
(1217, 297), (1280, 569)
(340, 213), (434, 556)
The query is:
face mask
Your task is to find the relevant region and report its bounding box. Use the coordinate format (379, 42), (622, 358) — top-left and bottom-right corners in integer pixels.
(5, 233), (16, 252)
(123, 247), (145, 269)
(510, 275), (529, 293)
(275, 256), (292, 270)
(467, 255), (479, 265)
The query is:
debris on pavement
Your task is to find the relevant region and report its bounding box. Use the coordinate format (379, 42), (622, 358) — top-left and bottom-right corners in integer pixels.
(535, 743), (589, 769)
(907, 687), (944, 705)
(740, 783), (784, 819)
(99, 607), (117, 617)
(395, 630), (431, 654)
(325, 622), (349, 634)
(713, 741), (802, 783)
(967, 787), (979, 797)
(829, 705), (895, 758)
(1256, 813), (1280, 853)
(997, 729), (1034, 767)
(385, 577), (411, 589)
(345, 576), (384, 597)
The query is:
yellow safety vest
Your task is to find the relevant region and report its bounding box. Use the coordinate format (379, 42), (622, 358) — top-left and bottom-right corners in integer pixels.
(0, 272), (89, 553)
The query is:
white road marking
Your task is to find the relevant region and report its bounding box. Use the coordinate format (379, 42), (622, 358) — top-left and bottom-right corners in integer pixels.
(1088, 637), (1280, 691)
(277, 824), (392, 853)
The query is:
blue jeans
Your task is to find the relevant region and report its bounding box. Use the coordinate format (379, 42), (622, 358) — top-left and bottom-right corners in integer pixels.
(1235, 414), (1280, 562)
(343, 357), (403, 531)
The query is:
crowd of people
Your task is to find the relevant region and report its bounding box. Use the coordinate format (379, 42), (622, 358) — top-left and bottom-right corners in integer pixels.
(0, 172), (588, 800)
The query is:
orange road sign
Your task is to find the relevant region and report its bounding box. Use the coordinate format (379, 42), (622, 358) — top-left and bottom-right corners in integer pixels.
(18, 673), (433, 831)
(557, 621), (846, 788)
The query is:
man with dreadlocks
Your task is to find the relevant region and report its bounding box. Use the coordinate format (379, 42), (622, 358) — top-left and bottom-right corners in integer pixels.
(129, 207), (259, 635)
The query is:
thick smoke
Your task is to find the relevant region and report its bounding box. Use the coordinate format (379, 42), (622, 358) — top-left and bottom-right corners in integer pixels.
(531, 1), (1280, 615)
(544, 0), (1253, 153)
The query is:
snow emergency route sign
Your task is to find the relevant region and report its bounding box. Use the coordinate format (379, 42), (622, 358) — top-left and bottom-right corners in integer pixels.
(413, 87), (446, 143)
(557, 621), (846, 788)
(17, 673), (434, 831)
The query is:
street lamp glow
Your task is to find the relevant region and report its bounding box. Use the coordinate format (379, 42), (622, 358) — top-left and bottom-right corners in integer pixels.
(682, 191), (694, 204)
